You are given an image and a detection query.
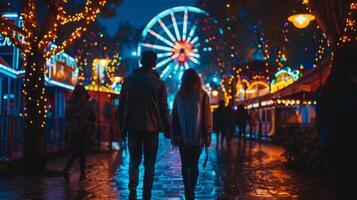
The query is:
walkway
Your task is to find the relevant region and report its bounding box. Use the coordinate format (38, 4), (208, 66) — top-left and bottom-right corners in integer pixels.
(0, 135), (335, 199)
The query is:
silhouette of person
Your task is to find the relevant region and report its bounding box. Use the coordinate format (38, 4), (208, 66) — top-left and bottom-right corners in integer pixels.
(236, 104), (249, 137)
(63, 85), (96, 182)
(213, 100), (225, 146)
(172, 69), (212, 200)
(223, 102), (236, 148)
(118, 50), (171, 200)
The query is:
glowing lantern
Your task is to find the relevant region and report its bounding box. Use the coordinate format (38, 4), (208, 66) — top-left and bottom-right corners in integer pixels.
(288, 14), (315, 29)
(212, 90), (219, 97)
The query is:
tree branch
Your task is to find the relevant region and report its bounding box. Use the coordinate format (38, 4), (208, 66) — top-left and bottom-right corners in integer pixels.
(44, 0), (107, 58)
(20, 0), (39, 38)
(0, 16), (28, 51)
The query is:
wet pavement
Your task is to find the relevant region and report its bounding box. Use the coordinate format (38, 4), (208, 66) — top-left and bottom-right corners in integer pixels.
(0, 134), (335, 199)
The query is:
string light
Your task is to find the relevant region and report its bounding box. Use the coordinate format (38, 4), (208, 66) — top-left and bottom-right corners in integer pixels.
(337, 2), (356, 47)
(0, 0), (108, 130)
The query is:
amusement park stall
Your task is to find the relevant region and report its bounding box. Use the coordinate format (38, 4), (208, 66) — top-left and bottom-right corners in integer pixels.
(242, 58), (331, 140)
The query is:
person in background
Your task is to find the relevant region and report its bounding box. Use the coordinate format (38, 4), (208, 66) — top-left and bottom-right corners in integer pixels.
(63, 85), (96, 182)
(172, 69), (212, 200)
(118, 50), (171, 200)
(213, 100), (225, 146)
(223, 102), (236, 148)
(236, 104), (249, 138)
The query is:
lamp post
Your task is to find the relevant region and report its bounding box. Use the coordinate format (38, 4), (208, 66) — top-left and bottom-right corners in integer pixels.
(93, 58), (110, 151)
(288, 14), (315, 29)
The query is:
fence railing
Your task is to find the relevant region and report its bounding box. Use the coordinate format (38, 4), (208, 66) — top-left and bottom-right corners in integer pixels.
(0, 116), (66, 161)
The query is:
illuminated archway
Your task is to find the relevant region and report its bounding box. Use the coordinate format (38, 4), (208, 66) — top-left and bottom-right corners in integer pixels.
(270, 67), (302, 93)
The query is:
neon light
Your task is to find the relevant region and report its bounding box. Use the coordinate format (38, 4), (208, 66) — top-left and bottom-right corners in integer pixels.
(158, 19), (177, 42)
(247, 81), (269, 90)
(190, 36), (199, 44)
(157, 52), (173, 58)
(184, 61), (189, 69)
(188, 52), (200, 58)
(160, 65), (172, 79)
(139, 6), (209, 79)
(148, 29), (174, 47)
(0, 64), (25, 78)
(142, 43), (173, 52)
(45, 77), (74, 90)
(186, 25), (197, 42)
(189, 56), (200, 64)
(182, 11), (188, 40)
(171, 13), (181, 41)
(156, 54), (178, 68)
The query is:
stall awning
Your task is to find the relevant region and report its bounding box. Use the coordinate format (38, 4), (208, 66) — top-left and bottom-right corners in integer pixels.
(270, 57), (331, 99)
(0, 57), (25, 79)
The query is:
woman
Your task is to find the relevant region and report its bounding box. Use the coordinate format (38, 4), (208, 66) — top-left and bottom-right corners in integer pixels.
(172, 69), (212, 199)
(63, 85), (96, 182)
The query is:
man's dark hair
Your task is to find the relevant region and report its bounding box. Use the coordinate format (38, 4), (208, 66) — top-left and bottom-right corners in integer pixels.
(140, 50), (157, 68)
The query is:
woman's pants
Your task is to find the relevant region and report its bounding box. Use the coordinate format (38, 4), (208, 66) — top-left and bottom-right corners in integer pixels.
(179, 144), (203, 199)
(64, 142), (87, 175)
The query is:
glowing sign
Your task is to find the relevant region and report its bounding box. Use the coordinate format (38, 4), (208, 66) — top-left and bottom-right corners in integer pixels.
(46, 44), (78, 88)
(0, 36), (13, 47)
(270, 67), (302, 93)
(0, 13), (22, 71)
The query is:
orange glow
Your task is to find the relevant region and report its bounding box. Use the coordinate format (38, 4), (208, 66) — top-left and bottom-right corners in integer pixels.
(288, 14), (315, 29)
(173, 41), (193, 64)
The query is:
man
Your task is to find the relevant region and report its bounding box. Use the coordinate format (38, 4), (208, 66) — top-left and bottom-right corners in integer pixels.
(118, 51), (170, 200)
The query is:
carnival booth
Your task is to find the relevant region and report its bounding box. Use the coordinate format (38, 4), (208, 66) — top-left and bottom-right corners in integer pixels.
(243, 58), (331, 141)
(85, 58), (121, 148)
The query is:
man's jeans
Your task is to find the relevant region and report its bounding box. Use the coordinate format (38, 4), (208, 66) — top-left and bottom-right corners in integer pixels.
(128, 131), (159, 198)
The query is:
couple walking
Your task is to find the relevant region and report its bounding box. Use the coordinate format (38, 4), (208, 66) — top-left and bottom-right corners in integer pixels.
(118, 51), (212, 200)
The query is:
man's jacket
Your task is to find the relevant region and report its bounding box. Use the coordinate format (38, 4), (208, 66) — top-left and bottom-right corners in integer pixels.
(118, 67), (170, 134)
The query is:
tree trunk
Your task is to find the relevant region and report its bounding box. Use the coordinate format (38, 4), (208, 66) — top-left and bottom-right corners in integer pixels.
(22, 48), (47, 173)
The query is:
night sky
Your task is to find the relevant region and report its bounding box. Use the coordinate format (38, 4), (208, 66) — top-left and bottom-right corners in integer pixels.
(99, 0), (196, 36)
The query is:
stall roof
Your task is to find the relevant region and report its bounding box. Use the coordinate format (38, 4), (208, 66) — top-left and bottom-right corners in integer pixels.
(270, 57), (331, 99)
(0, 56), (25, 79)
(243, 56), (331, 105)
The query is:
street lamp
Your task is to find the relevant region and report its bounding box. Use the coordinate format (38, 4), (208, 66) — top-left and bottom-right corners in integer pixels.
(92, 58), (110, 151)
(288, 13), (315, 29)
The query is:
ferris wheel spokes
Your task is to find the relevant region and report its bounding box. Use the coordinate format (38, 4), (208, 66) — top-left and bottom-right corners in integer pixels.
(156, 54), (179, 69)
(157, 52), (173, 58)
(182, 11), (188, 40)
(148, 29), (174, 47)
(158, 19), (177, 43)
(186, 25), (197, 43)
(142, 43), (173, 52)
(139, 6), (210, 80)
(171, 13), (181, 41)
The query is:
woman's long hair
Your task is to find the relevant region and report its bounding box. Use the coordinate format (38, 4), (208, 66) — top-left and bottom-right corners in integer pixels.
(178, 69), (203, 98)
(70, 85), (90, 103)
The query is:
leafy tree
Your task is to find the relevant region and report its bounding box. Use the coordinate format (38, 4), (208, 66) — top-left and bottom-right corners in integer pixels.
(0, 0), (109, 173)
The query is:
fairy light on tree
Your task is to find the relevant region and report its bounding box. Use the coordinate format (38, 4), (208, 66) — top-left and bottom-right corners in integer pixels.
(0, 0), (108, 172)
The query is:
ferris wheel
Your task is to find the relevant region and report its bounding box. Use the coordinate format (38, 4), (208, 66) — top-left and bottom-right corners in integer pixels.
(138, 6), (209, 80)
